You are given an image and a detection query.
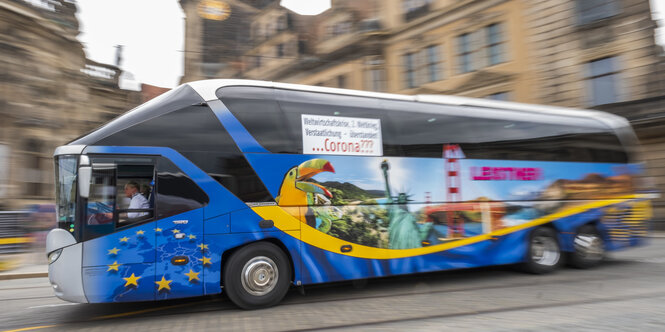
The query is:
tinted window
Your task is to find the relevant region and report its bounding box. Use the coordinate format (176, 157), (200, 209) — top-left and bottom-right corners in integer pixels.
(95, 105), (273, 202)
(219, 87), (402, 156)
(383, 100), (627, 162)
(71, 85), (203, 145)
(156, 157), (208, 219)
(218, 87), (296, 153)
(275, 89), (402, 156)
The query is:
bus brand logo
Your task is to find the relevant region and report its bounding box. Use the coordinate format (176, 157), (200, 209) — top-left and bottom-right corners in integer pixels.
(247, 202), (277, 207)
(173, 220), (188, 224)
(470, 167), (543, 181)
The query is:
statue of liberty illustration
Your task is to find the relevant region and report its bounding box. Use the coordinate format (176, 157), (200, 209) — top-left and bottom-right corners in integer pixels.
(381, 160), (432, 249)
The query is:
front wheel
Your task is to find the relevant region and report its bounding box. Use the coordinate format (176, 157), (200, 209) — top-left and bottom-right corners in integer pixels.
(568, 224), (605, 269)
(223, 242), (292, 309)
(522, 227), (561, 274)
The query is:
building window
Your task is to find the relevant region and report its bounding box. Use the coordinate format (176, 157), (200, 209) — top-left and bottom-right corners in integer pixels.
(366, 68), (386, 92)
(404, 52), (416, 89)
(266, 21), (275, 37)
(458, 23), (507, 73)
(327, 20), (353, 38)
(457, 33), (473, 73)
(403, 0), (432, 21)
(486, 23), (504, 66)
(576, 0), (618, 25)
(277, 43), (284, 57)
(277, 15), (287, 31)
(404, 45), (442, 89)
(586, 57), (620, 106)
(486, 92), (510, 101)
(337, 74), (347, 88)
(365, 57), (386, 92)
(426, 45), (442, 82)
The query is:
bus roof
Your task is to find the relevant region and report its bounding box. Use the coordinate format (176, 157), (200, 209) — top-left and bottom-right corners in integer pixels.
(185, 79), (630, 130)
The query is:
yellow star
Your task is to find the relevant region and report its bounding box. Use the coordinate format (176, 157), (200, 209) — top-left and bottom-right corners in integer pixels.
(123, 273), (141, 287)
(188, 234), (196, 240)
(107, 247), (120, 255)
(136, 230), (145, 236)
(171, 229), (180, 234)
(154, 227), (162, 232)
(155, 276), (172, 291)
(107, 261), (121, 272)
(197, 243), (209, 251)
(119, 237), (129, 243)
(199, 256), (211, 266)
(184, 269), (200, 282)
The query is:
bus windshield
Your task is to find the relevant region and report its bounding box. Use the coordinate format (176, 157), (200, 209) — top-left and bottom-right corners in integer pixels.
(55, 156), (77, 232)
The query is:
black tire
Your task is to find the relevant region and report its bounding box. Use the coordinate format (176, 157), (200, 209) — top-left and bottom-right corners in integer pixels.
(522, 227), (561, 274)
(568, 224), (605, 269)
(223, 242), (292, 309)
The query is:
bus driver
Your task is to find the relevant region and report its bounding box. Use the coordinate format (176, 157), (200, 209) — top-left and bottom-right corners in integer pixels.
(124, 181), (150, 219)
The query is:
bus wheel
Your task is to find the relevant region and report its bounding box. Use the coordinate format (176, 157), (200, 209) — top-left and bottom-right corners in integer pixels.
(523, 227), (561, 274)
(223, 242), (291, 310)
(568, 224), (605, 269)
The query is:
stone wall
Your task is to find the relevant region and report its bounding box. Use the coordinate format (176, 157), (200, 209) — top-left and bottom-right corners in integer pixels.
(0, 1), (141, 209)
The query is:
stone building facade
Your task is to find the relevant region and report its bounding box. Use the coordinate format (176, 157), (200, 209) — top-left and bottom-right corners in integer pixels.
(180, 0), (665, 223)
(0, 0), (140, 209)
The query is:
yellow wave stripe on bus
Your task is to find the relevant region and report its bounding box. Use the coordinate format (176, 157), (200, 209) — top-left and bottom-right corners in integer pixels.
(252, 195), (650, 260)
(0, 237), (32, 245)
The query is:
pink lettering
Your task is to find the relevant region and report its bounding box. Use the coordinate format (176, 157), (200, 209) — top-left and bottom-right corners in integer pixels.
(471, 166), (543, 181)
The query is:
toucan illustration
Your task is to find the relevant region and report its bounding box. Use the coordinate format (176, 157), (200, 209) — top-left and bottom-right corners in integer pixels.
(276, 159), (335, 227)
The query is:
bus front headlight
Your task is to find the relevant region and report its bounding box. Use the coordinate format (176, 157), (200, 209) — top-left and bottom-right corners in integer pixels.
(48, 249), (63, 265)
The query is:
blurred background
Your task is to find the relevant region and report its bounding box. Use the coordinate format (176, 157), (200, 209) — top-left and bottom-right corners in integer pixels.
(0, 0), (663, 270)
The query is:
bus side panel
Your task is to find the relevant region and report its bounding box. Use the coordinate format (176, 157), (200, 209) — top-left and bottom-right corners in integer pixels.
(82, 222), (157, 302)
(296, 228), (531, 285)
(552, 201), (650, 252)
(229, 207), (300, 233)
(83, 263), (156, 303)
(82, 223), (156, 267)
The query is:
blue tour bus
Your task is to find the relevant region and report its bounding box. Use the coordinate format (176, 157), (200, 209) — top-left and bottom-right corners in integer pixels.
(47, 80), (652, 309)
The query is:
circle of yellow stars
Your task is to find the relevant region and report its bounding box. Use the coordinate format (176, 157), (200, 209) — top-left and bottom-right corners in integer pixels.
(106, 227), (210, 291)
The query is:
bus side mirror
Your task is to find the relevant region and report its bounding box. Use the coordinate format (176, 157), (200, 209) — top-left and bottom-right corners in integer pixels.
(78, 166), (91, 198)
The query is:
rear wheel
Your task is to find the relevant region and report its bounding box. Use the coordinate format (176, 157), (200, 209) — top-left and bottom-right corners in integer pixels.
(223, 242), (291, 309)
(523, 227), (561, 274)
(568, 224), (605, 269)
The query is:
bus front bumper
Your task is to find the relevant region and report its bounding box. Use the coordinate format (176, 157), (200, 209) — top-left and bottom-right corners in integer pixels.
(46, 229), (88, 303)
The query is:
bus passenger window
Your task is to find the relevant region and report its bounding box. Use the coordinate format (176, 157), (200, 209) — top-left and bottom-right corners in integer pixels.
(155, 157), (208, 219)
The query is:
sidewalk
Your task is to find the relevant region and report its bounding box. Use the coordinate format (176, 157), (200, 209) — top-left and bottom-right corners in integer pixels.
(1, 232), (664, 281)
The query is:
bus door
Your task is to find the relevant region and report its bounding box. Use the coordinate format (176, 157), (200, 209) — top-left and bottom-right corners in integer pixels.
(154, 209), (204, 299)
(81, 157), (157, 302)
(153, 157), (207, 300)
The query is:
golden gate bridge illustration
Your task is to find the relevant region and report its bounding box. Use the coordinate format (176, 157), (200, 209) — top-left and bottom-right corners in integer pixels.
(423, 144), (506, 240)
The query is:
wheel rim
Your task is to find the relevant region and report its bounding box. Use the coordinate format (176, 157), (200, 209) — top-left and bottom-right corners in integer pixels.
(531, 235), (560, 266)
(574, 233), (604, 260)
(241, 256), (278, 296)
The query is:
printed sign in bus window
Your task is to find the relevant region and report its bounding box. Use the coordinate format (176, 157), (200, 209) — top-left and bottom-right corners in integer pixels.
(301, 114), (383, 156)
